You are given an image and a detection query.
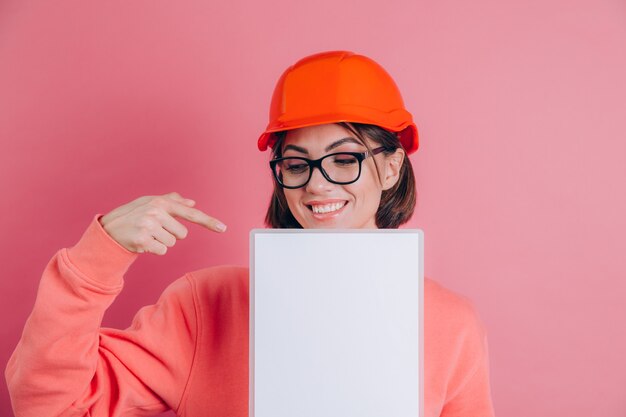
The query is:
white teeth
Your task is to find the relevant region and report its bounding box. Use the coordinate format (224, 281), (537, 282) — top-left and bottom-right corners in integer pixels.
(311, 202), (345, 214)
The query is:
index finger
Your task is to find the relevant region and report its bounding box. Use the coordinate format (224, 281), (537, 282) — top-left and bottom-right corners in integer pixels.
(168, 203), (227, 233)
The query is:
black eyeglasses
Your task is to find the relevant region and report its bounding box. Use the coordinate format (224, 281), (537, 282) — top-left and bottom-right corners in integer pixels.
(269, 147), (386, 189)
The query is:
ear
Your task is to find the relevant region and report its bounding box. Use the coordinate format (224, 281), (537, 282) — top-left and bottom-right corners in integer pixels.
(381, 148), (405, 191)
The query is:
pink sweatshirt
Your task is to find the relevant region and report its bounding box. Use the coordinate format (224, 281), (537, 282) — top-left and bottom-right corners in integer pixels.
(5, 214), (495, 417)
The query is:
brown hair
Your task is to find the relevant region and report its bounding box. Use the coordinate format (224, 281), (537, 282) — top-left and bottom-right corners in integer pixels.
(264, 122), (417, 228)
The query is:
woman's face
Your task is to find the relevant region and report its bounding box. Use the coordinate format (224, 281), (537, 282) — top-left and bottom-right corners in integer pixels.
(280, 123), (404, 229)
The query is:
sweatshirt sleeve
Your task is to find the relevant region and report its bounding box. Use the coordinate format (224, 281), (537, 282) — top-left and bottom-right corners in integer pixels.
(5, 214), (198, 417)
(440, 300), (495, 417)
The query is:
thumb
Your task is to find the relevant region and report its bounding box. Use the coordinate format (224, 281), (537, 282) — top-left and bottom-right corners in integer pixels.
(166, 192), (195, 206)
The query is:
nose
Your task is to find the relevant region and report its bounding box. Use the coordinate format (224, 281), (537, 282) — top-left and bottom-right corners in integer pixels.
(305, 165), (333, 193)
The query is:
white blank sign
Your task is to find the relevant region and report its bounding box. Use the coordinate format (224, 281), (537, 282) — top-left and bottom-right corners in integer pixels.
(250, 229), (423, 417)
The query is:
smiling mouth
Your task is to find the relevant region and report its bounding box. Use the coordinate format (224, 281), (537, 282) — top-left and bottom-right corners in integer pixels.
(306, 201), (347, 214)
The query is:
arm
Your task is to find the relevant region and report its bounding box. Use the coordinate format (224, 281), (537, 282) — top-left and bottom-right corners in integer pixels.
(440, 302), (495, 417)
(5, 214), (198, 417)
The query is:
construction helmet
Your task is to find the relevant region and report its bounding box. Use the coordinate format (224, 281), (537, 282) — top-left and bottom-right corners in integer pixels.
(257, 50), (419, 154)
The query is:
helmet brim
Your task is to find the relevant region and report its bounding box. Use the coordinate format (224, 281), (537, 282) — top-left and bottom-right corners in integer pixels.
(258, 117), (418, 155)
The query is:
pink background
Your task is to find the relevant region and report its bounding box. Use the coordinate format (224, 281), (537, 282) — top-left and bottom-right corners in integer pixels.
(1, 0), (625, 416)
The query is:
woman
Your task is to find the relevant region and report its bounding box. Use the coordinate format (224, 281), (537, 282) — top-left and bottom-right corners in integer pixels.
(5, 51), (495, 417)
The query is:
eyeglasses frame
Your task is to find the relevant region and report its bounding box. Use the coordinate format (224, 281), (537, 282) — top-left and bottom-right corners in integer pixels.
(269, 146), (386, 189)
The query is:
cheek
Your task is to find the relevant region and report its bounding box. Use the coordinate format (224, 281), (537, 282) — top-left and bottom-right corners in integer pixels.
(348, 167), (383, 214)
(283, 189), (302, 212)
(356, 164), (383, 197)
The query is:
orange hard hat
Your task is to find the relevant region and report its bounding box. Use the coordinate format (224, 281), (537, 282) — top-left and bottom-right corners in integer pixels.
(257, 50), (419, 154)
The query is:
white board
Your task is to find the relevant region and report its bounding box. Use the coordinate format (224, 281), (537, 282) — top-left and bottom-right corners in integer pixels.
(250, 229), (424, 417)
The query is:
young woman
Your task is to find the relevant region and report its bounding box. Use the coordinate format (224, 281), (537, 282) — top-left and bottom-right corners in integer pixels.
(6, 51), (495, 417)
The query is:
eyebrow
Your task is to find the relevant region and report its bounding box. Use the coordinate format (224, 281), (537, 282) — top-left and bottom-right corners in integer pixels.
(283, 137), (363, 155)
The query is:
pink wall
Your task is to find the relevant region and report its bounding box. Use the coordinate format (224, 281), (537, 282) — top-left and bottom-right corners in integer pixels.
(2, 0), (625, 416)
